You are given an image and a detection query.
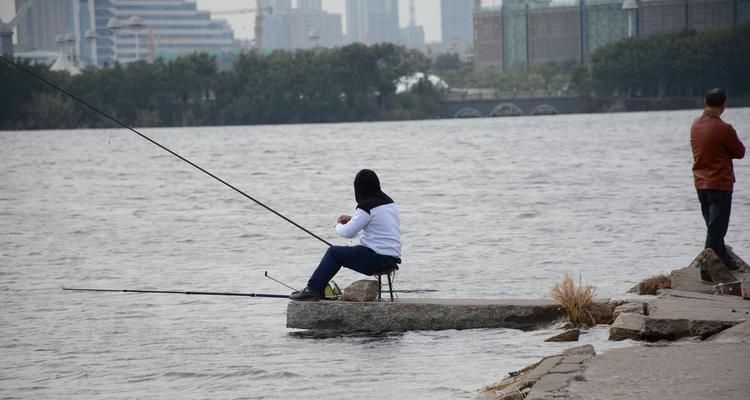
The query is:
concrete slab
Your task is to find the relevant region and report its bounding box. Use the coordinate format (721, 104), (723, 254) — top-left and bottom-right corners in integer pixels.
(565, 343), (750, 400)
(706, 320), (750, 343)
(478, 345), (595, 400)
(670, 265), (750, 295)
(609, 289), (750, 341)
(287, 298), (590, 332)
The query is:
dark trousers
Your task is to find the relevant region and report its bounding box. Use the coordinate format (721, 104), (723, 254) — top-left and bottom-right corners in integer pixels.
(307, 245), (395, 294)
(697, 189), (734, 268)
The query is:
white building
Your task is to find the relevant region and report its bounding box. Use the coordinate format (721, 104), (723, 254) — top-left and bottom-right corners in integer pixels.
(14, 0), (240, 67)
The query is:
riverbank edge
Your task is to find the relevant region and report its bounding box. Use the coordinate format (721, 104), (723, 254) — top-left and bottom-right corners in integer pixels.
(475, 252), (750, 400)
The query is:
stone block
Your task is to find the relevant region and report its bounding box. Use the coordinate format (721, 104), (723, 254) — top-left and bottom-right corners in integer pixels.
(613, 302), (646, 320)
(700, 248), (737, 283)
(544, 329), (580, 342)
(609, 313), (647, 341)
(341, 280), (379, 302)
(561, 344), (595, 356)
(287, 298), (566, 332)
(706, 320), (750, 343)
(727, 245), (749, 271)
(588, 301), (617, 324)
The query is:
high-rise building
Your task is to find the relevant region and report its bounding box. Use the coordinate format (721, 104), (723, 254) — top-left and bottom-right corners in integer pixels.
(400, 0), (424, 50)
(473, 0), (750, 72)
(297, 0), (322, 10)
(14, 0), (240, 67)
(260, 0), (292, 13)
(263, 7), (343, 50)
(345, 0), (400, 45)
(441, 0), (476, 46)
(345, 0), (368, 43)
(368, 0), (400, 44)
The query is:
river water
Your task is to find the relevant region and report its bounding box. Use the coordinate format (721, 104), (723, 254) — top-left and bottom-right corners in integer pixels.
(1, 109), (749, 399)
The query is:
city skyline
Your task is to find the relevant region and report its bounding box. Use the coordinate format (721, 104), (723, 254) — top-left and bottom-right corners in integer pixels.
(0, 1), (498, 45)
(196, 0), (443, 43)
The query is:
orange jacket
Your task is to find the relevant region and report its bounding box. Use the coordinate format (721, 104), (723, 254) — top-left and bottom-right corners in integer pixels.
(690, 113), (745, 192)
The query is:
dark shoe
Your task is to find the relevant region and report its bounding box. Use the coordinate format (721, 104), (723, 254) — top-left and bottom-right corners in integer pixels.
(699, 267), (714, 283)
(289, 287), (320, 301)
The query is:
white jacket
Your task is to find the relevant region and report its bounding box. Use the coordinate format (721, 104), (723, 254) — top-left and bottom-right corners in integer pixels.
(335, 203), (401, 257)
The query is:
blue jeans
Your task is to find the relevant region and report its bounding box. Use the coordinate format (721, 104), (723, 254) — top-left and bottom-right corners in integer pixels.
(698, 189), (734, 268)
(307, 245), (397, 294)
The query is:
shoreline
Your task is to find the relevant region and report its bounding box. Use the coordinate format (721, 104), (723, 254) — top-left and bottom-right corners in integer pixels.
(476, 250), (750, 400)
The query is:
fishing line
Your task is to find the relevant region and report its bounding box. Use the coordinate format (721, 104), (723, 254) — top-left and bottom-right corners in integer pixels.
(60, 284), (289, 298)
(1, 55), (332, 247)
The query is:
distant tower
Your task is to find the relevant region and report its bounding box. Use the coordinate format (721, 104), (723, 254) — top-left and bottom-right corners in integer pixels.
(409, 0), (416, 27)
(400, 0), (425, 50)
(346, 0), (368, 43)
(298, 0), (322, 10)
(441, 0), (476, 45)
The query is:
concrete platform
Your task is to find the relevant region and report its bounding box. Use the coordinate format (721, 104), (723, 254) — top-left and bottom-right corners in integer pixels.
(610, 289), (750, 341)
(287, 298), (575, 332)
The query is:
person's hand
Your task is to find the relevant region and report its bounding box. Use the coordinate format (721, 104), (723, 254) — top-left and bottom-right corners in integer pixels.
(337, 214), (352, 224)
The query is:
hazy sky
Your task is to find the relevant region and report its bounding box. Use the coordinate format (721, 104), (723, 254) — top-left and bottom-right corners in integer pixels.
(0, 1), (500, 44)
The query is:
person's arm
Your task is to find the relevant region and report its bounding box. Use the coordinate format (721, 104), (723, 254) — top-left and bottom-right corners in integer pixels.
(335, 208), (371, 238)
(725, 125), (746, 159)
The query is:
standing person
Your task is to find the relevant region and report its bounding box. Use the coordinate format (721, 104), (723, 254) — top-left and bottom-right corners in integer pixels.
(290, 169), (401, 301)
(690, 88), (745, 281)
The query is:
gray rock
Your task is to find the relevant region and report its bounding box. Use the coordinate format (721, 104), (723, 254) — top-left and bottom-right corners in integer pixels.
(727, 245), (749, 271)
(613, 302), (646, 320)
(287, 298), (569, 332)
(742, 280), (750, 300)
(609, 312), (647, 341)
(341, 280), (379, 302)
(544, 329), (580, 342)
(588, 301), (618, 324)
(706, 320), (750, 343)
(699, 248), (737, 283)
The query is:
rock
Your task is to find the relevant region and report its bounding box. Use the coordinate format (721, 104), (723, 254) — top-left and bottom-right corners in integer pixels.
(609, 313), (647, 341)
(628, 274), (671, 295)
(699, 248), (737, 283)
(613, 302), (646, 320)
(588, 301), (619, 324)
(544, 329), (580, 342)
(727, 245), (749, 271)
(341, 280), (379, 302)
(706, 320), (750, 343)
(743, 280), (750, 300)
(551, 321), (576, 330)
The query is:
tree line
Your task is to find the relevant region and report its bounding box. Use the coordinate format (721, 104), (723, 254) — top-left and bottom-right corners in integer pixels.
(2, 23), (748, 130)
(0, 43), (439, 130)
(433, 23), (749, 101)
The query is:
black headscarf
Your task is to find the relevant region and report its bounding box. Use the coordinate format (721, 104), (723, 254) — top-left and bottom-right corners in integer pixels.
(354, 169), (394, 213)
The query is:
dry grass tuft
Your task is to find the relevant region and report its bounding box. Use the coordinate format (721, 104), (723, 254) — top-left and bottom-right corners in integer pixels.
(629, 274), (671, 295)
(551, 272), (596, 328)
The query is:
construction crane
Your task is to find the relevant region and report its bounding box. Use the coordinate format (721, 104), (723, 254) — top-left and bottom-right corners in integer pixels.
(210, 0), (273, 52)
(0, 1), (32, 57)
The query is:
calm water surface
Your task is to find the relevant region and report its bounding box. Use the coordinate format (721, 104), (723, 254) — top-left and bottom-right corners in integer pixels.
(1, 109), (749, 399)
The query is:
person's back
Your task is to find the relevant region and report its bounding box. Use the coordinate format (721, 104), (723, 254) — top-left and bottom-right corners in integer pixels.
(690, 113), (745, 192)
(689, 88), (745, 279)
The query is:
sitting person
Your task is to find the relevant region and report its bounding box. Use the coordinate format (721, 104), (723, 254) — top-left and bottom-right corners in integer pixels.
(290, 169), (401, 301)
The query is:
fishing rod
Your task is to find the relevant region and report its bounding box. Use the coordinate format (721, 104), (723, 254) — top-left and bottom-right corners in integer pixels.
(0, 55), (332, 247)
(60, 284), (289, 298)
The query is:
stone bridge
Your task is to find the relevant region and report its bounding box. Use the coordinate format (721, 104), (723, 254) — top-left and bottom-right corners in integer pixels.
(438, 89), (584, 118)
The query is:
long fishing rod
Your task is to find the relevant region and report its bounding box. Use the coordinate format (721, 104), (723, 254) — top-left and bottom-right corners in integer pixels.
(1, 55), (332, 247)
(60, 284), (289, 298)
